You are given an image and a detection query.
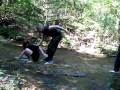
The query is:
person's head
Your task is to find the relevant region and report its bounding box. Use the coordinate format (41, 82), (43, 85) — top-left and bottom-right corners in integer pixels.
(36, 23), (44, 33)
(22, 40), (30, 49)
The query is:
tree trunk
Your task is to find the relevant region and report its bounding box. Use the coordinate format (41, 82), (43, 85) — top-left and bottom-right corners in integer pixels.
(0, 0), (3, 6)
(118, 20), (120, 42)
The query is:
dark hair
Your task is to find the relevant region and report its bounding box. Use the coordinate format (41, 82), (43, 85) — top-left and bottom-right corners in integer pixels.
(22, 40), (30, 49)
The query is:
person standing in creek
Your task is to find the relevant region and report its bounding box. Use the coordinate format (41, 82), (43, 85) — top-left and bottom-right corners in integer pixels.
(36, 23), (68, 64)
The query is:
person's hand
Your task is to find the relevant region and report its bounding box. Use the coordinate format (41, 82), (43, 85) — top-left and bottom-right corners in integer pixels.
(26, 60), (32, 64)
(43, 53), (48, 58)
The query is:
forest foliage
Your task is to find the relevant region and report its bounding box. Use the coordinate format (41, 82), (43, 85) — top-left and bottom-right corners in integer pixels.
(0, 0), (120, 54)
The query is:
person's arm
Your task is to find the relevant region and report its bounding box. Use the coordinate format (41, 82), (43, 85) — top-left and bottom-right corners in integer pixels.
(38, 33), (45, 46)
(62, 28), (69, 34)
(14, 50), (25, 60)
(49, 25), (69, 34)
(18, 50), (26, 59)
(39, 46), (48, 58)
(49, 25), (64, 30)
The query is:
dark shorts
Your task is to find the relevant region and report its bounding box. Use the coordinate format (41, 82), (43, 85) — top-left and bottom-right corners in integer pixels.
(31, 46), (40, 62)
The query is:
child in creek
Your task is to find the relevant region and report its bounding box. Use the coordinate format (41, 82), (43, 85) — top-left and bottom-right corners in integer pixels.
(16, 40), (47, 63)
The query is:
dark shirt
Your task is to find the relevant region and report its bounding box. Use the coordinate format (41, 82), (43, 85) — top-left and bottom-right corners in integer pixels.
(42, 25), (62, 37)
(27, 44), (40, 62)
(27, 45), (39, 55)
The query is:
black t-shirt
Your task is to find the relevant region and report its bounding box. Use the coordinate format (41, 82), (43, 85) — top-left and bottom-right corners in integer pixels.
(27, 45), (40, 62)
(27, 45), (39, 55)
(42, 25), (62, 37)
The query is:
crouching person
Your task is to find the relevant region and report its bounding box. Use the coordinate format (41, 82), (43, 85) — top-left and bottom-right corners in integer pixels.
(17, 41), (47, 63)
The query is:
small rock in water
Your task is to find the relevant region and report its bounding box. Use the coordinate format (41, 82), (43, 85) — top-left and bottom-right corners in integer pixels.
(14, 56), (28, 60)
(17, 58), (30, 64)
(14, 57), (19, 60)
(66, 72), (87, 77)
(25, 69), (29, 71)
(64, 64), (70, 67)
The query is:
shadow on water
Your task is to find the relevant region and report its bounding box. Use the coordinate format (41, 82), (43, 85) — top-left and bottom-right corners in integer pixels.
(0, 63), (87, 90)
(0, 41), (119, 90)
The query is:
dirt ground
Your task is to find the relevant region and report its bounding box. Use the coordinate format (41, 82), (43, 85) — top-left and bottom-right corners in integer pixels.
(0, 39), (119, 90)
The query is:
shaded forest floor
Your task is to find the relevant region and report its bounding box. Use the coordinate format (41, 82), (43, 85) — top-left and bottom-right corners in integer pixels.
(0, 37), (119, 90)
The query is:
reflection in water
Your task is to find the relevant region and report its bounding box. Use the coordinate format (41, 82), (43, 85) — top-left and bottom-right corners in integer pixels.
(110, 74), (120, 90)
